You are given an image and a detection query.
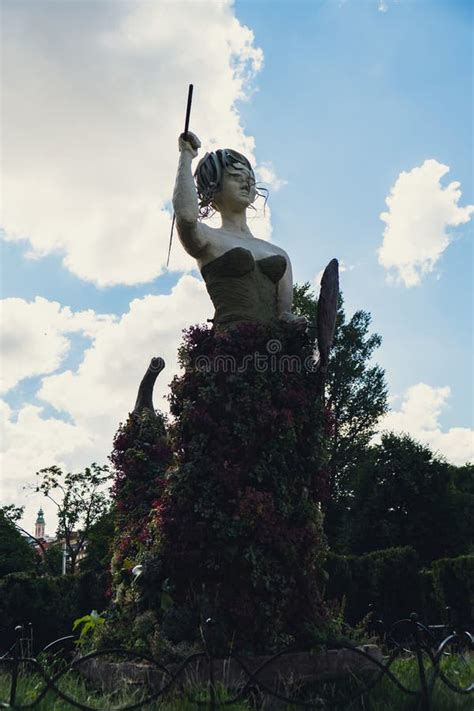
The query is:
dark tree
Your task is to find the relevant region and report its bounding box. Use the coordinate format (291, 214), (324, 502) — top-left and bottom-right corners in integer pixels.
(348, 433), (467, 564)
(326, 305), (388, 485)
(293, 283), (320, 324)
(1, 505), (60, 575)
(79, 508), (115, 575)
(0, 509), (36, 577)
(35, 464), (111, 574)
(445, 463), (474, 556)
(293, 284), (388, 548)
(42, 544), (64, 576)
(294, 284), (388, 487)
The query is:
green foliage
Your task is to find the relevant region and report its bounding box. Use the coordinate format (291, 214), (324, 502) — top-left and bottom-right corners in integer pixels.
(326, 302), (388, 477)
(109, 409), (171, 620)
(325, 547), (421, 625)
(0, 510), (36, 577)
(73, 610), (105, 647)
(79, 509), (115, 575)
(1, 653), (472, 710)
(293, 286), (388, 484)
(348, 433), (467, 564)
(0, 670), (258, 710)
(41, 543), (63, 576)
(107, 323), (330, 656)
(281, 655), (474, 710)
(293, 286), (472, 570)
(292, 282), (318, 324)
(325, 547), (474, 629)
(293, 285), (388, 549)
(0, 504), (25, 523)
(365, 655), (474, 711)
(417, 568), (440, 624)
(431, 555), (474, 628)
(35, 463), (111, 573)
(161, 323), (329, 653)
(447, 464), (474, 554)
(0, 571), (108, 652)
(1, 505), (63, 576)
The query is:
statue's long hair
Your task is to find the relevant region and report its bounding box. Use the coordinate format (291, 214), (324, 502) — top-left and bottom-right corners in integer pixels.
(194, 149), (268, 219)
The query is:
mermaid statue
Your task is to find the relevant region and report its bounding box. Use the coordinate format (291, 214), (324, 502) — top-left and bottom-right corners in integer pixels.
(108, 132), (339, 657)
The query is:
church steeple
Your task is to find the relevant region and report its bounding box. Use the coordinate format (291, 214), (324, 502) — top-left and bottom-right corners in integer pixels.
(35, 508), (45, 540)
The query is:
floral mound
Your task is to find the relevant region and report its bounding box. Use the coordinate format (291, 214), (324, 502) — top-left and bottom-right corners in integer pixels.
(106, 323), (330, 656)
(108, 410), (172, 625)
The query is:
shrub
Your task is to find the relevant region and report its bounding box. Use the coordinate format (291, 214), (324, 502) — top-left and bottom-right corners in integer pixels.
(431, 554), (474, 629)
(418, 567), (440, 624)
(325, 549), (474, 631)
(0, 512), (36, 576)
(0, 571), (108, 653)
(324, 546), (421, 625)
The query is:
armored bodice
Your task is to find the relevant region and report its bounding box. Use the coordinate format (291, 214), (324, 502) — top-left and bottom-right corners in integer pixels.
(200, 247), (287, 328)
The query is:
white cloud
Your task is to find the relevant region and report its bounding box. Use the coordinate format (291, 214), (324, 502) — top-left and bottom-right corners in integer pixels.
(37, 275), (210, 430)
(0, 399), (97, 536)
(0, 0), (267, 286)
(1, 301), (67, 394)
(378, 160), (473, 287)
(1, 275), (212, 532)
(255, 163), (287, 192)
(378, 383), (473, 465)
(0, 297), (116, 394)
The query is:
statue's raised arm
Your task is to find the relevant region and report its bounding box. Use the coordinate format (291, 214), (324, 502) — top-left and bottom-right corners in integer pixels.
(172, 132), (209, 259)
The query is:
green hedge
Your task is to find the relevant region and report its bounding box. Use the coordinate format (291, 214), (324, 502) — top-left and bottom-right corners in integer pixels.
(325, 546), (421, 625)
(431, 555), (474, 629)
(0, 571), (108, 653)
(417, 568), (439, 625)
(1, 554), (470, 655)
(325, 548), (474, 630)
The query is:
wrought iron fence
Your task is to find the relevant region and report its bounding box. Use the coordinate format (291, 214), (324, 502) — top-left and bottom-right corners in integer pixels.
(1, 613), (472, 710)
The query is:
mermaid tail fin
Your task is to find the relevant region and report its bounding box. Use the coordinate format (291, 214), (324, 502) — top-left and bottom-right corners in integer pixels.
(317, 258), (339, 371)
(133, 357), (165, 415)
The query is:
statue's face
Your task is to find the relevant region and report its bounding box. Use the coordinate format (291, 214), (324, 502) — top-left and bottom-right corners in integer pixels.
(213, 162), (256, 212)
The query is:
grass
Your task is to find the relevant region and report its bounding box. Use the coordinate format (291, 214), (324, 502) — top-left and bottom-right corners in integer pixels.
(275, 653), (474, 710)
(0, 667), (252, 710)
(365, 653), (474, 711)
(0, 652), (472, 709)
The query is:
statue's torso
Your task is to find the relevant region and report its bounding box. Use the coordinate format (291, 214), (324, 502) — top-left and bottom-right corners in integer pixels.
(200, 247), (286, 327)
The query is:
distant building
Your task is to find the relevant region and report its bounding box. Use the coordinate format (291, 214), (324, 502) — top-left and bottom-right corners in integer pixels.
(34, 508), (45, 539)
(32, 508), (56, 549)
(31, 507), (88, 573)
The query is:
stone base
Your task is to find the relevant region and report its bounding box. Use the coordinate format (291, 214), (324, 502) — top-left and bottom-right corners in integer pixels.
(79, 644), (382, 695)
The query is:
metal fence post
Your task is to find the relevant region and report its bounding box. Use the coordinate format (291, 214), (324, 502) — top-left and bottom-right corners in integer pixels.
(205, 618), (216, 711)
(9, 625), (23, 708)
(411, 613), (431, 711)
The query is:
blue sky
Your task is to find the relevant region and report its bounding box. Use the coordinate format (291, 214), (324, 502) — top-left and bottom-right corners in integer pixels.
(1, 0), (472, 533)
(233, 0), (473, 426)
